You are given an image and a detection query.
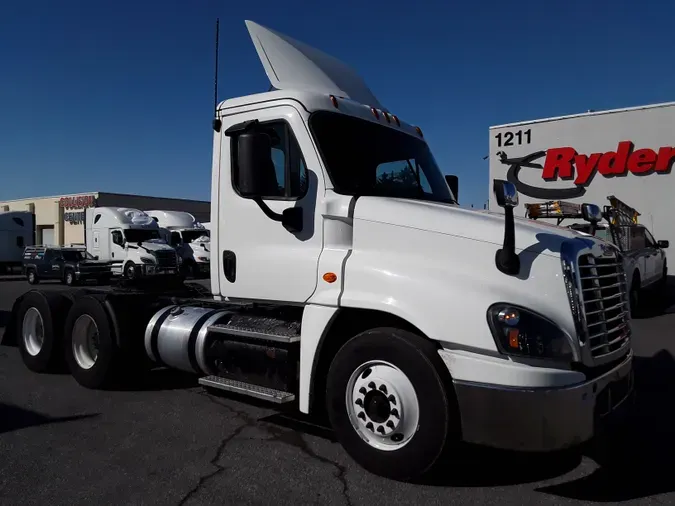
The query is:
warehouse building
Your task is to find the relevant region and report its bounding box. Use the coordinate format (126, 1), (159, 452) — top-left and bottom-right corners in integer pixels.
(0, 192), (210, 246)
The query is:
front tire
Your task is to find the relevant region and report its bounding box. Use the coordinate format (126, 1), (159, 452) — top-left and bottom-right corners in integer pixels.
(124, 262), (137, 280)
(326, 327), (457, 481)
(64, 296), (119, 389)
(64, 269), (76, 286)
(26, 269), (39, 284)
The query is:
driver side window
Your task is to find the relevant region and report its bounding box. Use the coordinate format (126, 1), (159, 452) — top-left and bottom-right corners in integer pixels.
(111, 230), (124, 246)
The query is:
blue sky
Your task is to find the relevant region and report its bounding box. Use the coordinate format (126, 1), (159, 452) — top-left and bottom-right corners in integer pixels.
(2, 0), (673, 209)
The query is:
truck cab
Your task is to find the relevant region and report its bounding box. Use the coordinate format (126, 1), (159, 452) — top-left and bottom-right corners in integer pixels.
(6, 20), (634, 482)
(145, 210), (210, 277)
(85, 207), (181, 280)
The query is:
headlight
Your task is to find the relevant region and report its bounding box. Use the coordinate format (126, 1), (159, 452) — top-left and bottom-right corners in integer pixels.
(140, 257), (155, 264)
(487, 303), (574, 361)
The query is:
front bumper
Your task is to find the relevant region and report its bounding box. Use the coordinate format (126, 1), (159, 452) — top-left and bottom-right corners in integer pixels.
(140, 264), (178, 276)
(452, 350), (634, 451)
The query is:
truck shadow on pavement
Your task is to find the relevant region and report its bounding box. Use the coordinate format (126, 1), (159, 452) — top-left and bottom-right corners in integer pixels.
(0, 403), (99, 435)
(535, 349), (675, 502)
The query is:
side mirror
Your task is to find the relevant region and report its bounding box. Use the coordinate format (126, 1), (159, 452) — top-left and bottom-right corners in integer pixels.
(581, 203), (602, 223)
(237, 132), (279, 197)
(94, 256), (99, 260)
(493, 180), (518, 208)
(445, 175), (459, 203)
(658, 240), (669, 249)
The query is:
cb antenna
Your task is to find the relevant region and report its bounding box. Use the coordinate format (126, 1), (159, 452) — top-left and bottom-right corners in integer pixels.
(212, 18), (222, 132)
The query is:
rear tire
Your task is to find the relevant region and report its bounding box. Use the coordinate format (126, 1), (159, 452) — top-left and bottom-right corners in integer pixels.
(16, 291), (71, 372)
(326, 327), (458, 481)
(64, 296), (119, 389)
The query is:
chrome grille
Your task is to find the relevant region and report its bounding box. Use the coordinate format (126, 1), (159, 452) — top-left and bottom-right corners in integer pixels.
(577, 253), (631, 359)
(154, 250), (178, 268)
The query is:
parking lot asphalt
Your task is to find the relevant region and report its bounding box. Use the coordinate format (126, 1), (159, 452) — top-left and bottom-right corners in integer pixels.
(2, 276), (675, 505)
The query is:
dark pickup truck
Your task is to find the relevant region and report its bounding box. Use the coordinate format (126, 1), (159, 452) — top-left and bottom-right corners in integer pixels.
(23, 245), (113, 286)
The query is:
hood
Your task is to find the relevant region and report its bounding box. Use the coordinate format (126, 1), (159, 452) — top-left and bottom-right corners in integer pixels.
(245, 20), (385, 111)
(353, 197), (605, 257)
(128, 241), (174, 253)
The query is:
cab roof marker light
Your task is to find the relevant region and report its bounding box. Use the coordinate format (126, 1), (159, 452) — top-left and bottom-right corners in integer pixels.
(392, 115), (400, 126)
(330, 95), (339, 108)
(415, 126), (423, 138)
(383, 111), (391, 123)
(371, 107), (380, 120)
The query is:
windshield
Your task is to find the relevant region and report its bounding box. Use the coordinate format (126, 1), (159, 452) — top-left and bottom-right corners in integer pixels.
(182, 230), (210, 243)
(124, 229), (161, 243)
(309, 111), (455, 204)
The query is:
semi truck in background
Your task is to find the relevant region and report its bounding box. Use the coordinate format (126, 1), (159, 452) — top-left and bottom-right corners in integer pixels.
(3, 20), (634, 481)
(84, 207), (181, 280)
(146, 210), (210, 277)
(0, 211), (35, 273)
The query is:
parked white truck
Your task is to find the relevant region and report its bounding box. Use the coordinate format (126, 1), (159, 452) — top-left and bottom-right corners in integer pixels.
(146, 210), (210, 277)
(3, 20), (634, 481)
(84, 207), (181, 280)
(0, 211), (35, 273)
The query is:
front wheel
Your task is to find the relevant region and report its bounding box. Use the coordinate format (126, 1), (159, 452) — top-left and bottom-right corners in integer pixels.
(124, 262), (137, 280)
(64, 270), (76, 286)
(326, 327), (458, 481)
(26, 269), (39, 285)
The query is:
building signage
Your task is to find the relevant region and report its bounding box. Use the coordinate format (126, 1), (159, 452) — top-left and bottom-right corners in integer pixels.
(64, 211), (86, 225)
(498, 141), (675, 200)
(59, 195), (96, 210)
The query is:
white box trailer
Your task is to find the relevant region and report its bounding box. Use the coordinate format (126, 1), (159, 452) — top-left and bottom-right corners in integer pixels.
(488, 101), (675, 248)
(0, 211), (35, 272)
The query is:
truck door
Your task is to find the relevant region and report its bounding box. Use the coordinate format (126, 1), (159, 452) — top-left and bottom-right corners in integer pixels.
(643, 227), (662, 283)
(110, 229), (125, 263)
(217, 105), (324, 303)
(629, 227), (650, 285)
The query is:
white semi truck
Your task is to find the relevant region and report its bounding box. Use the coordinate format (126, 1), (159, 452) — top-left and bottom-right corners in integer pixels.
(146, 210), (210, 277)
(0, 211), (35, 273)
(3, 20), (634, 481)
(84, 207), (181, 280)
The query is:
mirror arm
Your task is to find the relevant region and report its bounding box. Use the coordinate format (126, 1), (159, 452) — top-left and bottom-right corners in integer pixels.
(495, 206), (520, 275)
(253, 197), (284, 222)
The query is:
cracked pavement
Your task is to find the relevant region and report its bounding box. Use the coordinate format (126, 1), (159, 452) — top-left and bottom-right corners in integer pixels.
(3, 277), (675, 505)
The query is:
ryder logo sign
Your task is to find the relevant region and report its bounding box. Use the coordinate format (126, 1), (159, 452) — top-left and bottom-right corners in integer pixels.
(498, 141), (675, 200)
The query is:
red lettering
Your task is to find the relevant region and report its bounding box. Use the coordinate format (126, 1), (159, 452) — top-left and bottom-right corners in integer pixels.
(627, 148), (656, 174)
(598, 141), (633, 176)
(542, 147), (576, 180)
(574, 153), (602, 185)
(656, 147), (675, 173)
